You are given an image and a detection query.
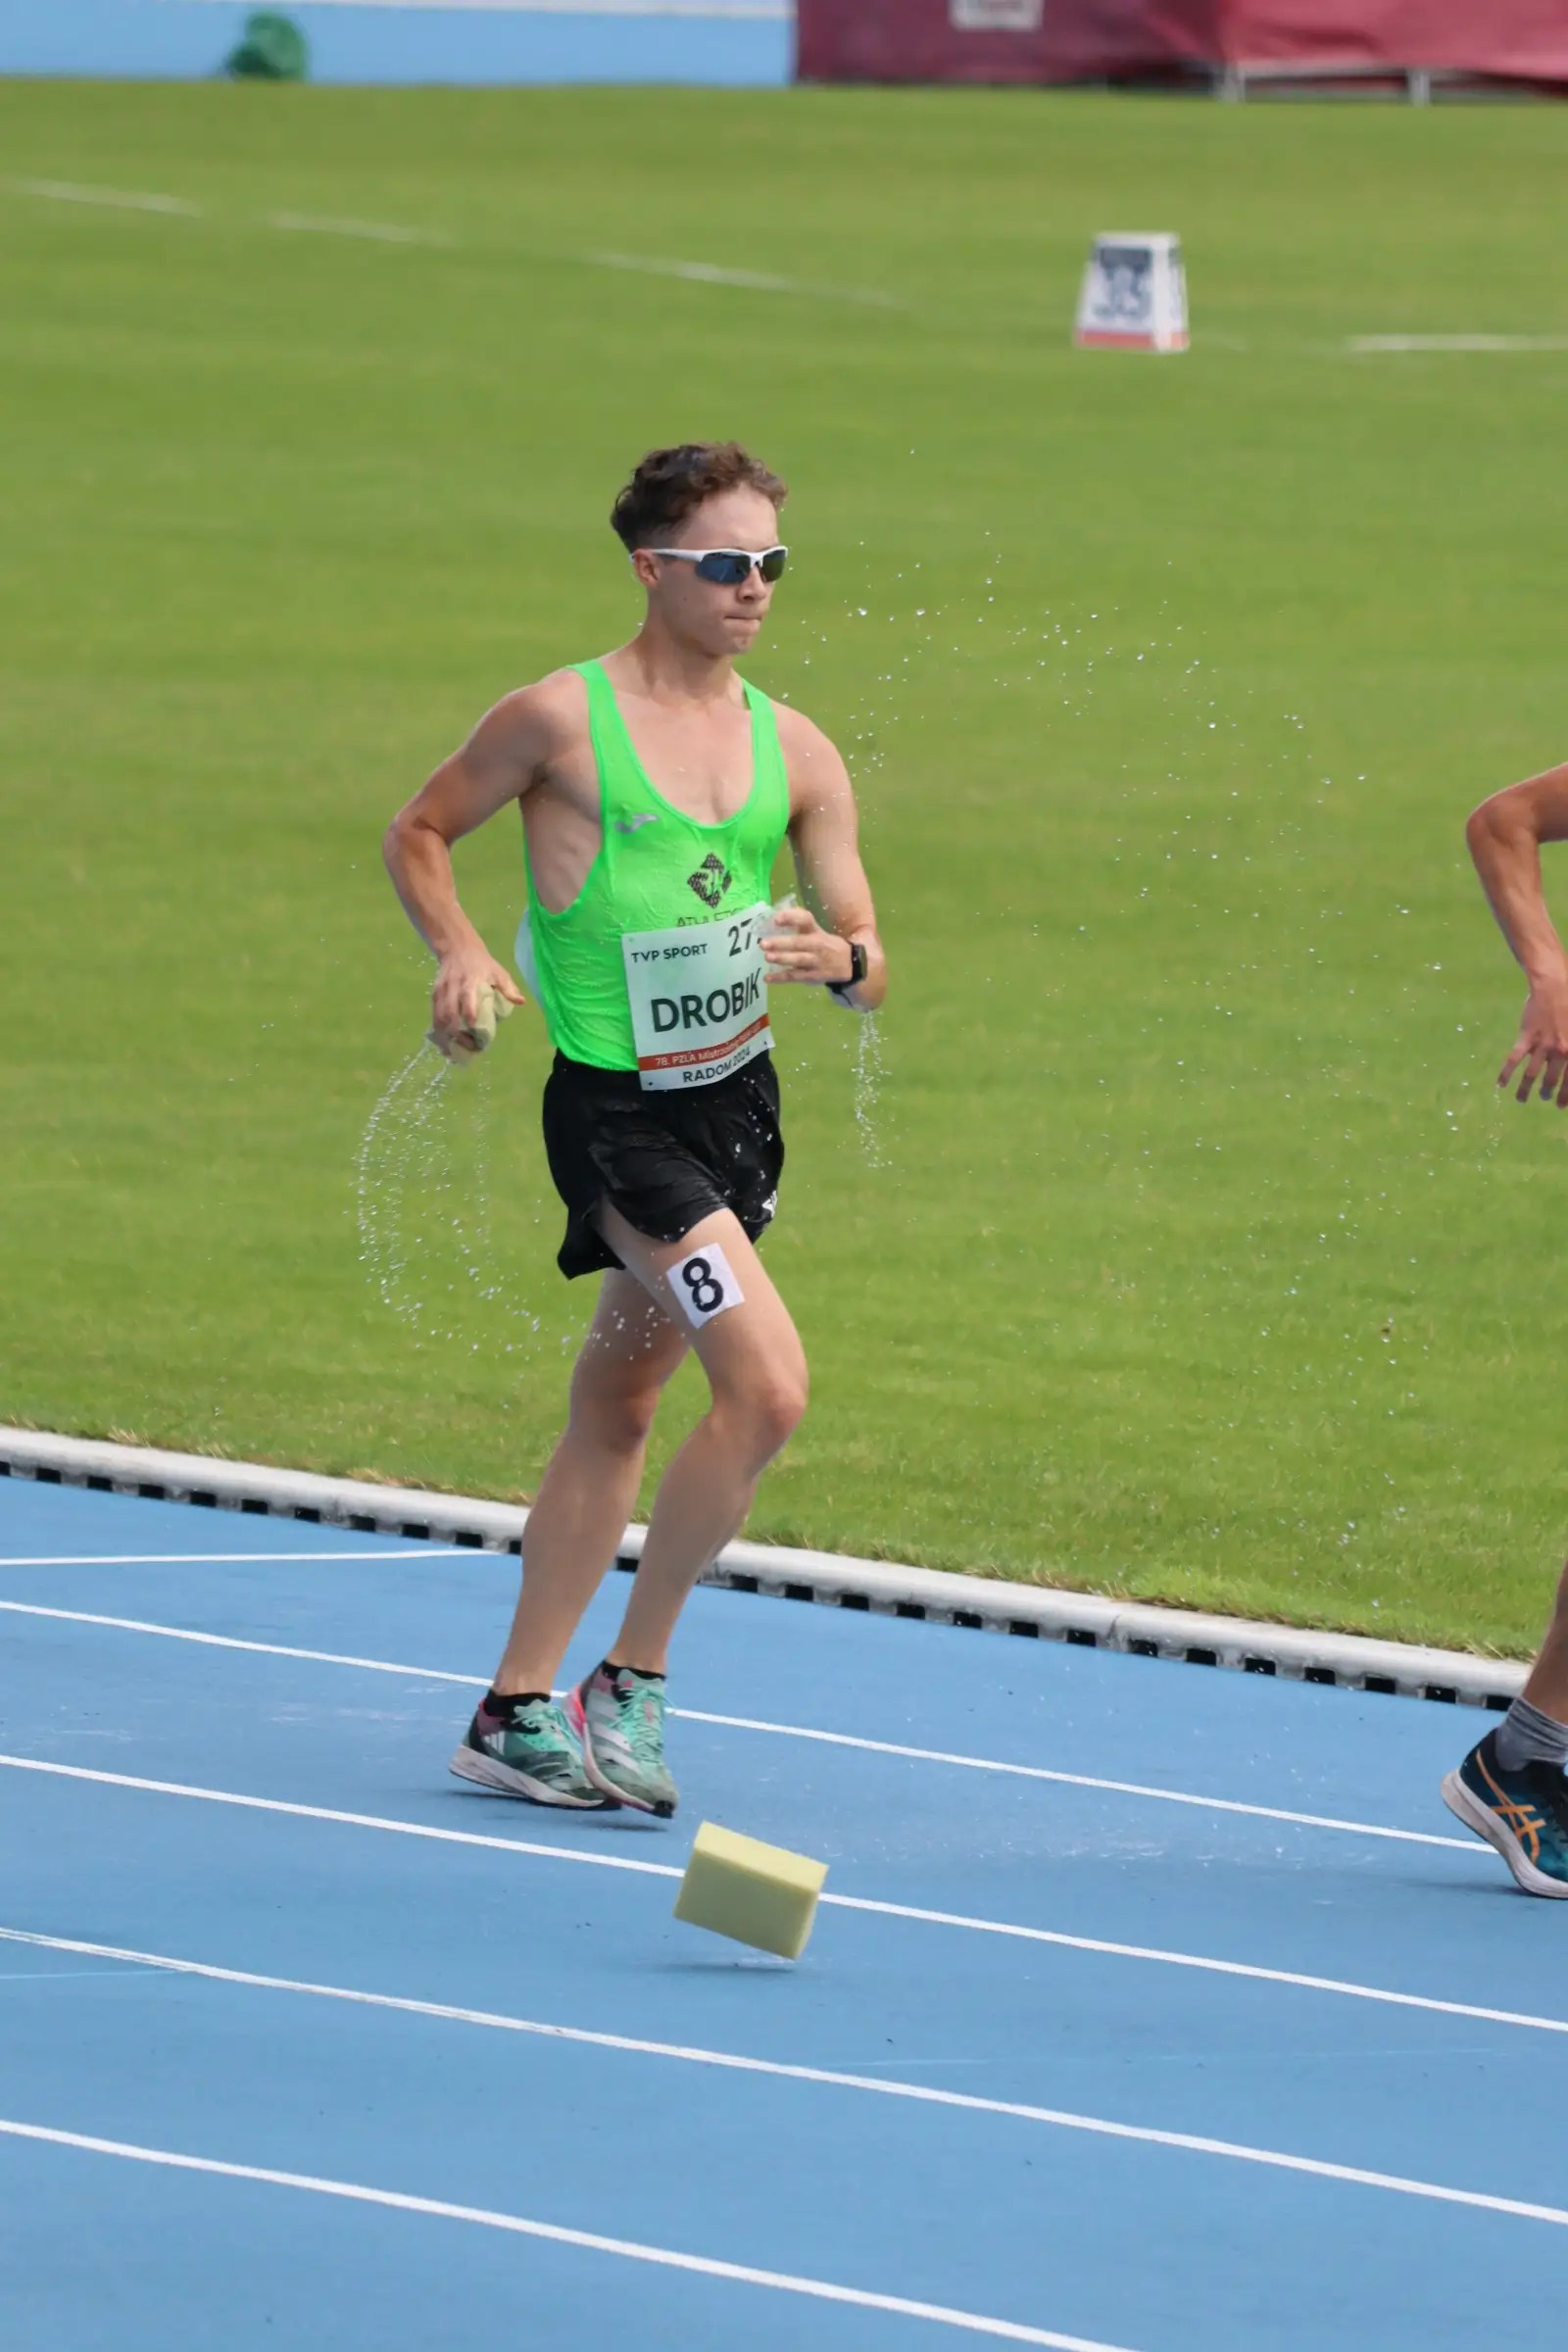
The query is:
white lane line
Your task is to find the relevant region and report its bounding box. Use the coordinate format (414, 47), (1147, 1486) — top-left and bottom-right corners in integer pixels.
(265, 211), (450, 246)
(5, 176), (202, 217)
(1347, 334), (1568, 354)
(0, 2118), (1127, 2350)
(587, 249), (905, 309)
(8, 1923), (1567, 2230)
(678, 1703), (1479, 1854)
(0, 1552), (470, 1567)
(0, 1602), (483, 1680)
(0, 1753), (678, 1877)
(0, 1599), (1481, 1856)
(4, 1754), (1556, 2035)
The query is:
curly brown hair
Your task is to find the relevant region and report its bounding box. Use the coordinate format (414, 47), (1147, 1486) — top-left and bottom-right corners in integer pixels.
(611, 442), (788, 552)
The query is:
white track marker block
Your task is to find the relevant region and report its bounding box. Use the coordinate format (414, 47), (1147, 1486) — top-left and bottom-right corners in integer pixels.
(673, 1821), (828, 1960)
(1074, 232), (1188, 354)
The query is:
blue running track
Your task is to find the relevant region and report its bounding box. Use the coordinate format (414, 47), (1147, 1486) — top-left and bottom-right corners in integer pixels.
(0, 1477), (1558, 2351)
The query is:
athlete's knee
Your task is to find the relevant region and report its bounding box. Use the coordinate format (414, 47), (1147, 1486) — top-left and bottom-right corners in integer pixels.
(569, 1367), (662, 1456)
(715, 1357), (808, 1464)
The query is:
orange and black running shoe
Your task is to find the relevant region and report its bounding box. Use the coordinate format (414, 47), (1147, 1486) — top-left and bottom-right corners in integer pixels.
(1442, 1729), (1568, 1898)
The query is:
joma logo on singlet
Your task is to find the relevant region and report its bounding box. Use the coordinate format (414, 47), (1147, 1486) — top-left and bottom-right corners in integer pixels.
(650, 969), (763, 1035)
(686, 854), (733, 910)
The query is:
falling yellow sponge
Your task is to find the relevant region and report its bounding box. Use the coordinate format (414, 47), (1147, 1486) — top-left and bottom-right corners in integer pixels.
(673, 1821), (828, 1961)
(428, 984), (513, 1065)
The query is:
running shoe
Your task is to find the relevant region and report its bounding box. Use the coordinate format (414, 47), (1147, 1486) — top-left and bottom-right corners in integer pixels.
(1441, 1729), (1568, 1898)
(450, 1693), (613, 1808)
(567, 1662), (679, 1817)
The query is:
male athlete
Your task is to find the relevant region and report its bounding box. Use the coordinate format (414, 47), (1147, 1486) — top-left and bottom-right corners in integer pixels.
(1442, 759), (1568, 1892)
(383, 442), (885, 1818)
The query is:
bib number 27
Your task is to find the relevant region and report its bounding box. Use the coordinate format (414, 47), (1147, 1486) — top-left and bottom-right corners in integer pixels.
(668, 1241), (745, 1330)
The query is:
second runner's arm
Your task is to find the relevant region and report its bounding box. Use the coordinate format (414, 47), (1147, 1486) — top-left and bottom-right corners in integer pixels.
(766, 709), (887, 1012)
(1467, 759), (1568, 1106)
(383, 689), (556, 1049)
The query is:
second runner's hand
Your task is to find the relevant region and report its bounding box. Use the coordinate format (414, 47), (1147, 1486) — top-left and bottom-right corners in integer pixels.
(761, 903), (854, 986)
(1499, 966), (1568, 1106)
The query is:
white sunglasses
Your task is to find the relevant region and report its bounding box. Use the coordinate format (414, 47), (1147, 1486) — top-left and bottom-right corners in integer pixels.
(641, 545), (788, 585)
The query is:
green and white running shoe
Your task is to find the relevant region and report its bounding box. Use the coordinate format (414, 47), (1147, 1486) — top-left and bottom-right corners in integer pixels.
(567, 1662), (679, 1818)
(1442, 1728), (1568, 1898)
(450, 1692), (613, 1809)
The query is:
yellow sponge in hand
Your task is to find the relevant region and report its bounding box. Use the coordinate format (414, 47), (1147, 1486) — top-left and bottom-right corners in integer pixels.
(428, 984), (513, 1065)
(673, 1821), (828, 1960)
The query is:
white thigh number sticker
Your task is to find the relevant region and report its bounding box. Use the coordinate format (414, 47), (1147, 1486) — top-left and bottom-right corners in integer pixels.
(669, 1243), (745, 1329)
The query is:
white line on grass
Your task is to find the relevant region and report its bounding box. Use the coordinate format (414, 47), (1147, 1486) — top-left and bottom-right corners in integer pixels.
(1347, 334), (1568, 355)
(1, 1754), (1551, 2034)
(0, 1599), (1481, 1856)
(2, 177), (898, 307)
(5, 1923), (1564, 2230)
(587, 248), (905, 308)
(265, 211), (451, 246)
(5, 177), (202, 217)
(0, 2118), (1126, 2349)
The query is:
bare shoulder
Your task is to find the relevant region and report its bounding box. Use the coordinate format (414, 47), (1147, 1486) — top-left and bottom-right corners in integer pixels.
(771, 699), (853, 807)
(470, 664), (589, 762)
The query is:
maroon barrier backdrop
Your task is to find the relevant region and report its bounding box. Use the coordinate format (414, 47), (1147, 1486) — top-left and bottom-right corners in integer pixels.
(795, 0), (1568, 87)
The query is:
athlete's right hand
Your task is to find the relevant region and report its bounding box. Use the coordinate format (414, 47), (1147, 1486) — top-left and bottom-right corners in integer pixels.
(1499, 969), (1568, 1105)
(430, 951), (525, 1054)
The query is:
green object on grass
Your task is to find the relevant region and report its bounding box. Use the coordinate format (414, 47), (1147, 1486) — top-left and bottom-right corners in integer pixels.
(2, 84), (1568, 1658)
(225, 12), (309, 80)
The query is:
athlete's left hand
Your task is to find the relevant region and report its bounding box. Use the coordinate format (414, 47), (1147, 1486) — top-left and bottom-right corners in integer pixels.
(761, 903), (855, 986)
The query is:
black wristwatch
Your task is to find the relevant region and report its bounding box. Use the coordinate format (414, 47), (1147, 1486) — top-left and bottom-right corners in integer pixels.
(827, 939), (868, 1001)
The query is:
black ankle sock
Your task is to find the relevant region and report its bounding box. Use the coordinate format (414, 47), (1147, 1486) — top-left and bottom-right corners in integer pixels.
(485, 1689), (550, 1718)
(603, 1659), (663, 1685)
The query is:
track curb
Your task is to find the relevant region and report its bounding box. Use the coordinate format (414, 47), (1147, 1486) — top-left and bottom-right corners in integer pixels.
(0, 1425), (1524, 1709)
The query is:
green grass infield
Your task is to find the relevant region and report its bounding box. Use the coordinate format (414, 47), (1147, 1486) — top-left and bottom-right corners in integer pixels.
(4, 80), (1567, 1657)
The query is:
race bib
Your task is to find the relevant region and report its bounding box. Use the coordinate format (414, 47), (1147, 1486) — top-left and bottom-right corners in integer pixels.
(621, 903), (772, 1092)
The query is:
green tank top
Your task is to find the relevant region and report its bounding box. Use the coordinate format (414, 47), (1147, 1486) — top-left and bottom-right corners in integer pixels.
(517, 659), (792, 1073)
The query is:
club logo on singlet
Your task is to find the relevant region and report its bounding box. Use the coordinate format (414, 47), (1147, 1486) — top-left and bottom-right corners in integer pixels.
(686, 853), (733, 910)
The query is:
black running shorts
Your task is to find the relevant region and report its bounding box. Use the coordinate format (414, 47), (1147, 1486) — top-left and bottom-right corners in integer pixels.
(540, 1050), (784, 1281)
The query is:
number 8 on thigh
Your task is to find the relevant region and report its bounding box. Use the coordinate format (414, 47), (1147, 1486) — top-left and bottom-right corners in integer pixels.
(669, 1241), (745, 1330)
